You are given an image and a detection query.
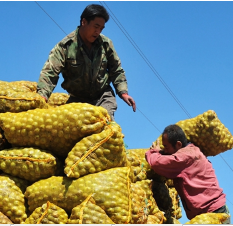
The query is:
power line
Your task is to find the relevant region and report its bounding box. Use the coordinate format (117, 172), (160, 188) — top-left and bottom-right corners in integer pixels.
(219, 154), (233, 206)
(99, 1), (192, 119)
(35, 1), (67, 35)
(219, 153), (233, 172)
(136, 108), (161, 133)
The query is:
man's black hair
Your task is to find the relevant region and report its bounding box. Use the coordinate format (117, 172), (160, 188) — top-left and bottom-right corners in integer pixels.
(162, 124), (188, 148)
(80, 4), (109, 25)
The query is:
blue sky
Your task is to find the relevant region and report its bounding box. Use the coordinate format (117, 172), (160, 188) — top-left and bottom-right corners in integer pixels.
(1, 1), (233, 224)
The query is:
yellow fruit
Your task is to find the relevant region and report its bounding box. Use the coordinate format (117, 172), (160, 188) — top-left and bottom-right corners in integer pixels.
(0, 103), (111, 157)
(25, 167), (134, 224)
(155, 110), (233, 156)
(65, 122), (128, 178)
(47, 93), (69, 107)
(185, 212), (229, 224)
(68, 195), (114, 224)
(0, 147), (62, 182)
(0, 175), (27, 223)
(0, 211), (13, 224)
(25, 201), (68, 224)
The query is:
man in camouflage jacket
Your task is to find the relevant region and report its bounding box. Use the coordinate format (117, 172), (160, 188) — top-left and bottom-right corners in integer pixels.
(37, 4), (136, 120)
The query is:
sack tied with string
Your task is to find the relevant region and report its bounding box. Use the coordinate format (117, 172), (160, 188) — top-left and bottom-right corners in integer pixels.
(0, 103), (111, 157)
(25, 166), (134, 224)
(0, 147), (62, 182)
(64, 121), (129, 178)
(155, 110), (233, 156)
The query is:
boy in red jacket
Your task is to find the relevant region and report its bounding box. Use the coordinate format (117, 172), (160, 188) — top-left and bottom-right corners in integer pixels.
(145, 124), (230, 224)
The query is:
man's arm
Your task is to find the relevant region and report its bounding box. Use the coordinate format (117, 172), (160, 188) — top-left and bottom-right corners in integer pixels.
(37, 43), (66, 101)
(104, 39), (136, 112)
(145, 147), (188, 179)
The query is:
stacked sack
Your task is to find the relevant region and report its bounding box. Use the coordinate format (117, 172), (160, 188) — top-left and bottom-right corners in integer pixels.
(0, 80), (47, 112)
(0, 80), (231, 224)
(0, 102), (111, 157)
(0, 80), (167, 224)
(24, 201), (68, 224)
(64, 122), (128, 178)
(47, 92), (70, 107)
(185, 213), (230, 224)
(126, 148), (182, 223)
(0, 147), (63, 181)
(155, 110), (233, 156)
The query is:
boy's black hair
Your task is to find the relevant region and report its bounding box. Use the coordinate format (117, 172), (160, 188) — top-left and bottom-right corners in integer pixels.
(80, 4), (109, 25)
(162, 124), (188, 148)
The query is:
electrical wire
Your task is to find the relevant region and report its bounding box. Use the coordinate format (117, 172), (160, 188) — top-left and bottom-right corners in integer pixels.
(99, 1), (192, 119)
(136, 108), (161, 133)
(35, 1), (67, 35)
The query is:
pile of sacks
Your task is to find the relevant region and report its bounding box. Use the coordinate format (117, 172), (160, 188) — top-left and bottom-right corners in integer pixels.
(0, 80), (231, 224)
(155, 110), (233, 156)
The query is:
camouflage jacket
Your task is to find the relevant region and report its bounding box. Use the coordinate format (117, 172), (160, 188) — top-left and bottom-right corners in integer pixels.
(37, 27), (128, 100)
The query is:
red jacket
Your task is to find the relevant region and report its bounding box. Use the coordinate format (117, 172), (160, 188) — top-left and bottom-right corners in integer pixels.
(145, 143), (226, 220)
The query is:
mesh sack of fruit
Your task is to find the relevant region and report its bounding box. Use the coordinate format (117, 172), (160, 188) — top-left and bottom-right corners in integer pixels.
(47, 92), (70, 107)
(166, 178), (174, 187)
(0, 80), (37, 94)
(130, 179), (164, 224)
(0, 147), (62, 182)
(0, 103), (111, 157)
(185, 212), (230, 224)
(64, 122), (128, 178)
(169, 187), (182, 219)
(0, 175), (27, 223)
(24, 201), (68, 224)
(0, 92), (48, 113)
(0, 211), (13, 224)
(0, 80), (46, 113)
(68, 194), (114, 224)
(126, 148), (164, 181)
(25, 167), (134, 223)
(155, 110), (233, 156)
(10, 80), (37, 92)
(146, 214), (167, 224)
(0, 173), (30, 193)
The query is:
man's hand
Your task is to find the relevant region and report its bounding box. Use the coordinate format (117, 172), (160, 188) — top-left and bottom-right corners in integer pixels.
(121, 93), (136, 112)
(41, 96), (48, 102)
(150, 138), (161, 150)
